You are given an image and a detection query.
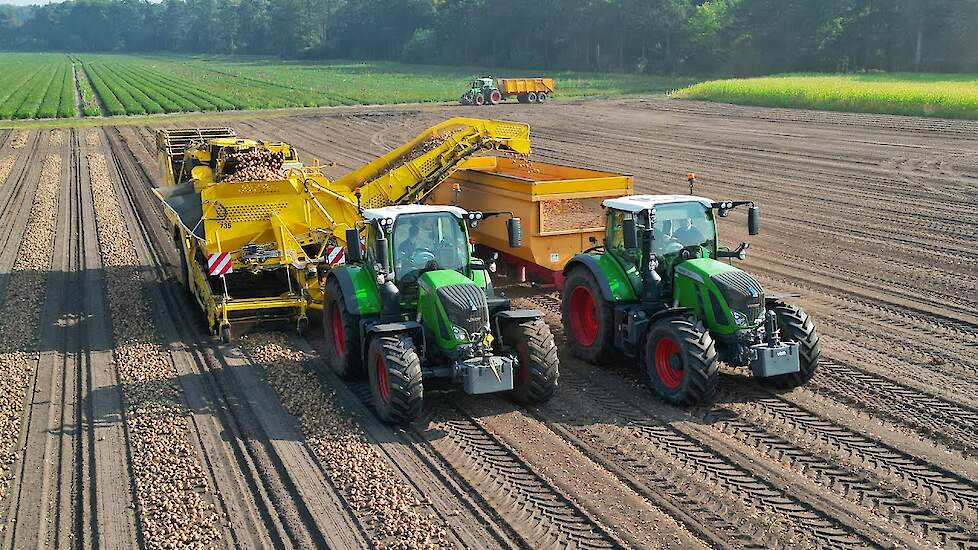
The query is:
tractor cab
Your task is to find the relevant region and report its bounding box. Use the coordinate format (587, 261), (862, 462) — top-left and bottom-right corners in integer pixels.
(562, 193), (820, 406)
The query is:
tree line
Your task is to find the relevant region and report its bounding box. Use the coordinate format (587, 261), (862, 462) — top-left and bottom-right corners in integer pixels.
(2, 0), (977, 75)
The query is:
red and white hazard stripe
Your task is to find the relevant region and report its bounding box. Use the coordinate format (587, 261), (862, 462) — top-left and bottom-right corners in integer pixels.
(325, 246), (345, 266)
(207, 252), (233, 276)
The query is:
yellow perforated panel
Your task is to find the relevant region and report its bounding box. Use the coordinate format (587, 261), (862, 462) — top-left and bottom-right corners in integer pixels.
(226, 203), (289, 222)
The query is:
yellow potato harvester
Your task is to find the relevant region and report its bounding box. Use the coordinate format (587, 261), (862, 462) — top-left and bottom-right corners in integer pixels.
(154, 119), (532, 341)
(432, 157), (634, 285)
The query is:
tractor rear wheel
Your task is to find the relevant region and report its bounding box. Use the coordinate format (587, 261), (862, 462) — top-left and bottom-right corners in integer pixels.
(763, 302), (820, 389)
(505, 318), (559, 404)
(644, 314), (719, 405)
(323, 278), (362, 379)
(367, 334), (423, 423)
(561, 269), (614, 363)
(474, 93), (486, 106)
(489, 90), (502, 104)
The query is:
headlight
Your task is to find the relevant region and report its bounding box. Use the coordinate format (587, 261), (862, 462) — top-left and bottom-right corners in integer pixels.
(452, 326), (467, 340)
(731, 310), (749, 326)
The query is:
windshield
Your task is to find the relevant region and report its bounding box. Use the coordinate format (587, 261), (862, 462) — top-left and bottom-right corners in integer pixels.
(652, 202), (717, 257)
(392, 212), (468, 284)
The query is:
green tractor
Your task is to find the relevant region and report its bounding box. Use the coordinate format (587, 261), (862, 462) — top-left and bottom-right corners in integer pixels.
(560, 193), (820, 405)
(460, 77), (502, 106)
(323, 205), (560, 422)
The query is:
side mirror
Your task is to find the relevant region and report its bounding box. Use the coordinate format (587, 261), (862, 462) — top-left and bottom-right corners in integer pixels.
(507, 217), (523, 248)
(375, 235), (390, 273)
(748, 206), (760, 236)
(622, 217), (638, 249)
(345, 228), (363, 263)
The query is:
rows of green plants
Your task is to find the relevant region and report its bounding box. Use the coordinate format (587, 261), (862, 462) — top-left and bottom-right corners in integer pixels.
(72, 58), (102, 117)
(0, 54), (79, 120)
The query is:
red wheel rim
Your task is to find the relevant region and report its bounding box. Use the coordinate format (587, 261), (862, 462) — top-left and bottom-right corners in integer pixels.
(491, 90), (501, 103)
(375, 355), (389, 402)
(475, 94), (485, 105)
(654, 336), (683, 390)
(330, 303), (345, 355)
(569, 286), (598, 347)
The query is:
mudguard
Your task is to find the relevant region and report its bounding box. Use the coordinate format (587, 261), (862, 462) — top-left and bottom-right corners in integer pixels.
(564, 253), (638, 302)
(495, 309), (543, 321)
(327, 266), (381, 316)
(367, 321), (422, 336)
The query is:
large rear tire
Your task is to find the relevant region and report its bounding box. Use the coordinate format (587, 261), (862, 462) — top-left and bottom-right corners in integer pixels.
(561, 269), (614, 363)
(489, 89), (502, 105)
(367, 334), (423, 423)
(644, 314), (719, 405)
(323, 278), (362, 379)
(505, 318), (559, 404)
(763, 302), (820, 389)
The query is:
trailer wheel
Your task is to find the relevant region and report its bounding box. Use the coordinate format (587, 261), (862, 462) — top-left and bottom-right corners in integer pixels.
(323, 278), (362, 379)
(537, 92), (548, 103)
(644, 314), (719, 405)
(527, 92), (538, 103)
(561, 269), (614, 363)
(763, 302), (821, 389)
(474, 93), (486, 106)
(368, 334), (423, 423)
(489, 90), (502, 105)
(505, 318), (559, 404)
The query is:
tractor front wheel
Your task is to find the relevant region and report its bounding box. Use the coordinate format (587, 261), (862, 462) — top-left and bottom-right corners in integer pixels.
(367, 334), (423, 423)
(505, 318), (559, 404)
(561, 269), (614, 363)
(323, 278), (362, 379)
(474, 93), (486, 106)
(644, 314), (719, 405)
(763, 302), (821, 389)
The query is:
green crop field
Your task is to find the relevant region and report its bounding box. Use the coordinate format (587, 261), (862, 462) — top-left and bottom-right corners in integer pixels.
(675, 73), (978, 120)
(0, 52), (694, 121)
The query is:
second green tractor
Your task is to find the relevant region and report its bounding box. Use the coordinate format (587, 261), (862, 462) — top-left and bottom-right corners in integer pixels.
(561, 193), (820, 404)
(323, 205), (559, 422)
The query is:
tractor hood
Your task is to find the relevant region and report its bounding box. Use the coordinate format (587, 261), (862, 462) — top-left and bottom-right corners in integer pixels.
(417, 270), (490, 350)
(673, 258), (765, 335)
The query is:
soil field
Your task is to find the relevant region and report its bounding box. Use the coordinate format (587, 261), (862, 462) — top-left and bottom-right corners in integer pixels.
(0, 96), (976, 549)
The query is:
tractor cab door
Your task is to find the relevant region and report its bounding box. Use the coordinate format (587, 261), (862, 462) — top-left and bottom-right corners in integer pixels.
(604, 209), (645, 293)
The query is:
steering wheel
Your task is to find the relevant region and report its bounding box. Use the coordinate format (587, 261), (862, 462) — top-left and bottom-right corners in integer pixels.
(678, 245), (704, 261)
(409, 248), (436, 268)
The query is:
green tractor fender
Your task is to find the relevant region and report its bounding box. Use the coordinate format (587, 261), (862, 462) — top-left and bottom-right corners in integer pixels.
(327, 266), (382, 317)
(563, 253), (639, 303)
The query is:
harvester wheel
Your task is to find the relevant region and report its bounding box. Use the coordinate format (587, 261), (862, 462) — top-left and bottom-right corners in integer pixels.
(474, 93), (486, 106)
(537, 92), (548, 103)
(489, 90), (502, 105)
(367, 334), (423, 423)
(178, 241), (190, 289)
(505, 318), (559, 404)
(561, 269), (614, 363)
(527, 92), (538, 103)
(323, 278), (363, 379)
(219, 324), (233, 344)
(763, 302), (821, 389)
(644, 314), (719, 405)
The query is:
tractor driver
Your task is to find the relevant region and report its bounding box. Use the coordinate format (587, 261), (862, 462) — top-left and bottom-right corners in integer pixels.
(393, 214), (465, 281)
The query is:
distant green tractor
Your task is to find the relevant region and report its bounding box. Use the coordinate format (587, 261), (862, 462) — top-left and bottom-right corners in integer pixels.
(460, 77), (502, 106)
(561, 193), (820, 404)
(323, 205), (559, 422)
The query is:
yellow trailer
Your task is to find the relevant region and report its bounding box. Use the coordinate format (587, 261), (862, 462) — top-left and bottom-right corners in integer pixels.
(432, 157), (633, 285)
(498, 78), (555, 103)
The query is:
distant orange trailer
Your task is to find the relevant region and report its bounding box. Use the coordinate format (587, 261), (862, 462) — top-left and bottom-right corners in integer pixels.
(497, 78), (555, 103)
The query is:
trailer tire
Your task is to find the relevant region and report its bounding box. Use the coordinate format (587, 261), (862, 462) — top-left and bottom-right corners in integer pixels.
(645, 314), (719, 405)
(368, 334), (423, 423)
(527, 92), (538, 103)
(505, 318), (559, 404)
(763, 302), (820, 389)
(474, 93), (486, 106)
(562, 268), (615, 363)
(489, 89), (502, 105)
(323, 278), (363, 379)
(537, 92), (548, 103)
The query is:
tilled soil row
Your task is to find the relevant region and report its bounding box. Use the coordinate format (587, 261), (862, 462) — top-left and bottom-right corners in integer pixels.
(0, 156), (14, 184)
(0, 154), (62, 507)
(9, 132), (27, 150)
(239, 333), (449, 550)
(87, 152), (221, 550)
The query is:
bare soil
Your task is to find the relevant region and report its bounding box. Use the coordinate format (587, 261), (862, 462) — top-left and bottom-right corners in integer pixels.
(0, 96), (975, 549)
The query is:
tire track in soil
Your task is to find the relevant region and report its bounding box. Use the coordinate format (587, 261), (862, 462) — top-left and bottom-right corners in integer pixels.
(106, 125), (369, 549)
